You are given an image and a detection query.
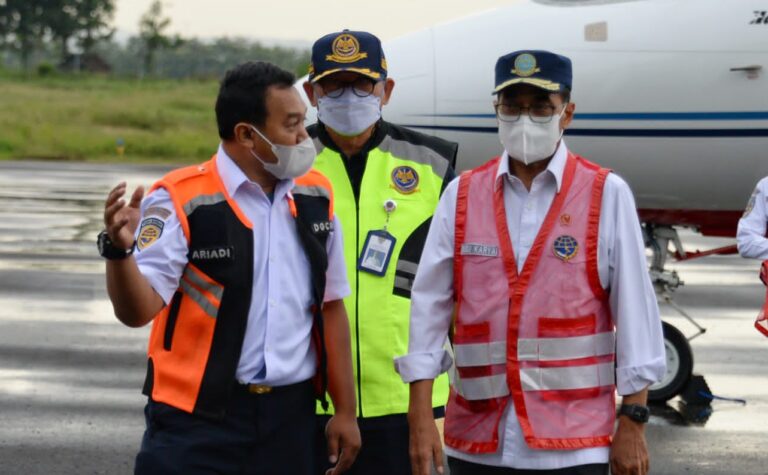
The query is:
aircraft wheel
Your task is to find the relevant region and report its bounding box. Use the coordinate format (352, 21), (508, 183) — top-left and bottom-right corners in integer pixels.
(648, 321), (693, 403)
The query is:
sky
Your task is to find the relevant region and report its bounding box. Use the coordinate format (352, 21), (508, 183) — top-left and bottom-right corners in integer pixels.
(112, 0), (518, 44)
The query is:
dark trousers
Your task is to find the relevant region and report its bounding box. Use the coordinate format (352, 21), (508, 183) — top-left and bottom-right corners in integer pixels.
(448, 457), (609, 475)
(135, 380), (316, 475)
(314, 413), (412, 475)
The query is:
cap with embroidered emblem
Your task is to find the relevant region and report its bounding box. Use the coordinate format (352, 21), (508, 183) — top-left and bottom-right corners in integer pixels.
(309, 30), (387, 83)
(493, 50), (572, 94)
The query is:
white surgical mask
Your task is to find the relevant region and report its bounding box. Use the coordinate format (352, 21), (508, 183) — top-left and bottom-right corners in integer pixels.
(250, 126), (316, 180)
(499, 107), (566, 165)
(317, 90), (382, 137)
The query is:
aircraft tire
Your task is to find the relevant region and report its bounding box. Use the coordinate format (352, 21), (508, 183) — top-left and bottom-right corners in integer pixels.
(648, 321), (693, 403)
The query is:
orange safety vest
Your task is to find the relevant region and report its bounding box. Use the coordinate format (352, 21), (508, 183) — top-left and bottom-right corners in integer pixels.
(445, 153), (615, 453)
(141, 156), (335, 419)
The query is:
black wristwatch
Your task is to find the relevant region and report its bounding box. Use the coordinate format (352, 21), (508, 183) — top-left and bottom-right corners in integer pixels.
(618, 404), (650, 423)
(97, 230), (135, 260)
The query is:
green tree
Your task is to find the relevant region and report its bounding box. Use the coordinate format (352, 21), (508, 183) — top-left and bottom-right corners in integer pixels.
(139, 0), (180, 76)
(75, 0), (114, 56)
(43, 0), (79, 63)
(0, 0), (47, 71)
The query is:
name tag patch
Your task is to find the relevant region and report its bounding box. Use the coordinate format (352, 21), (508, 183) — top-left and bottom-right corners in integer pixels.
(191, 246), (233, 260)
(461, 243), (499, 257)
(312, 220), (333, 234)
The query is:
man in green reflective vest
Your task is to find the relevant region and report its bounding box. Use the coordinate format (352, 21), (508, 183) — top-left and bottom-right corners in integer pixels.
(303, 29), (456, 475)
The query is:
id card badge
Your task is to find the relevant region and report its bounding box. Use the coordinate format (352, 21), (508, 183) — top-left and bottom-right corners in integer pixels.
(358, 230), (396, 276)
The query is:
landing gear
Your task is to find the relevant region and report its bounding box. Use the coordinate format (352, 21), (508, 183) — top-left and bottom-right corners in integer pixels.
(648, 321), (694, 402)
(644, 225), (705, 403)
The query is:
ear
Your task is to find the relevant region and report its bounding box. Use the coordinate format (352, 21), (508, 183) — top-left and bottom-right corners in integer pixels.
(233, 122), (256, 148)
(561, 102), (576, 129)
(302, 81), (318, 107)
(380, 78), (396, 106)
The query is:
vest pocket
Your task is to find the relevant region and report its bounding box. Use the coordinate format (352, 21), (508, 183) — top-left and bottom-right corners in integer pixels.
(163, 291), (183, 350)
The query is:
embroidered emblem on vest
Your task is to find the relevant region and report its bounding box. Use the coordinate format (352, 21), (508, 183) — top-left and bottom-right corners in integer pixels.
(560, 214), (572, 226)
(553, 235), (579, 261)
(461, 243), (499, 257)
(391, 166), (419, 194)
(191, 246), (233, 260)
(137, 217), (164, 251)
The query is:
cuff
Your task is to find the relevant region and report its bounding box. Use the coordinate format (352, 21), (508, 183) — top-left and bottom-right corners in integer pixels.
(616, 356), (667, 396)
(394, 350), (453, 383)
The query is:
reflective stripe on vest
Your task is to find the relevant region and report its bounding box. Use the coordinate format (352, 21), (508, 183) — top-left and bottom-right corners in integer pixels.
(453, 332), (615, 367)
(453, 372), (509, 400)
(182, 192), (227, 216)
(520, 362), (615, 392)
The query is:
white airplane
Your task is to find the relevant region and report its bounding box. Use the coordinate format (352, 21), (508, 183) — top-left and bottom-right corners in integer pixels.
(300, 0), (768, 402)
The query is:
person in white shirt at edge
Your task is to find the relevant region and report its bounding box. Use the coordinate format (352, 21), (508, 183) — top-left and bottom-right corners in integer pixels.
(100, 61), (360, 474)
(394, 50), (665, 475)
(737, 177), (768, 260)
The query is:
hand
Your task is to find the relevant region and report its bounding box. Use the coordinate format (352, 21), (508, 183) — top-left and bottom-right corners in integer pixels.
(408, 411), (444, 475)
(324, 413), (361, 475)
(610, 417), (649, 475)
(104, 182), (144, 250)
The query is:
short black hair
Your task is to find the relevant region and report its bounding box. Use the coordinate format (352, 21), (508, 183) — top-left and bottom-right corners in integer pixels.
(215, 61), (296, 140)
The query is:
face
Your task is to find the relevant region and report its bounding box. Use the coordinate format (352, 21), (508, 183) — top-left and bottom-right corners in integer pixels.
(234, 86), (308, 163)
(494, 84), (575, 129)
(303, 71), (395, 106)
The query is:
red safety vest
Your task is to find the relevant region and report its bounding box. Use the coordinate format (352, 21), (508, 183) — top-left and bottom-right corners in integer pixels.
(445, 153), (615, 453)
(142, 156), (335, 418)
(755, 260), (768, 337)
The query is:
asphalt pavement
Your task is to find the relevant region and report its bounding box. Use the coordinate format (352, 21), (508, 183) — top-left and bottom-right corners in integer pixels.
(0, 161), (766, 474)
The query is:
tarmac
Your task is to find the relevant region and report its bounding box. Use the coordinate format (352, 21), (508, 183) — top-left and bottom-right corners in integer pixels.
(0, 160), (766, 474)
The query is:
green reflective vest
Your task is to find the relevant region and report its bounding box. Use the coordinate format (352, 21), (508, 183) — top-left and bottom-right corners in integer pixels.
(310, 121), (455, 418)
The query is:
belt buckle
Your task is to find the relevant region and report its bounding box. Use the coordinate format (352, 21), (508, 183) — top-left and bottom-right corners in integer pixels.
(248, 384), (273, 395)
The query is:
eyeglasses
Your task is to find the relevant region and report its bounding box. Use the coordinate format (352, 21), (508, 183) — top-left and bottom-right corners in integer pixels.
(318, 77), (378, 98)
(495, 103), (566, 124)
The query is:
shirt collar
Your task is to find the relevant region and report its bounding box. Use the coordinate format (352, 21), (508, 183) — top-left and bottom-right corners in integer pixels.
(497, 139), (569, 192)
(216, 143), (294, 200)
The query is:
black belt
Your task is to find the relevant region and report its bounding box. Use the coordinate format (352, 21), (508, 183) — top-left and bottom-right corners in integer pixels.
(234, 378), (312, 396)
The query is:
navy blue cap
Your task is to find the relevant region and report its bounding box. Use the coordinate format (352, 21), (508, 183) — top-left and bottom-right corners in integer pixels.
(309, 30), (387, 83)
(494, 50), (572, 94)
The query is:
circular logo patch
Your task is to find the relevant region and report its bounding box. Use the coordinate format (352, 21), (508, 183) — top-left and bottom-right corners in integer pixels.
(391, 166), (419, 194)
(330, 34), (363, 63)
(513, 53), (537, 77)
(553, 235), (579, 262)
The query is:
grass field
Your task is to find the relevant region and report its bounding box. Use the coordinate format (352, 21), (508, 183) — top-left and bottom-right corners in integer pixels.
(0, 72), (221, 163)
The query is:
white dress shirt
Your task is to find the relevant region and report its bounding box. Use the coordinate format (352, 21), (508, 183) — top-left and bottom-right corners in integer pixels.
(395, 141), (665, 470)
(737, 176), (768, 260)
(135, 145), (350, 387)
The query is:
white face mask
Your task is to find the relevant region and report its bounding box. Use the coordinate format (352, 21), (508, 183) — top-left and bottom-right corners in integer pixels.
(317, 90), (382, 137)
(249, 126), (316, 180)
(498, 107), (566, 165)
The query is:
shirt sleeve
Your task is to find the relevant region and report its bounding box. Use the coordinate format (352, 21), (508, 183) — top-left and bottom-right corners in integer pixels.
(736, 178), (768, 260)
(601, 174), (666, 395)
(394, 177), (458, 382)
(323, 214), (350, 302)
(133, 188), (188, 305)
